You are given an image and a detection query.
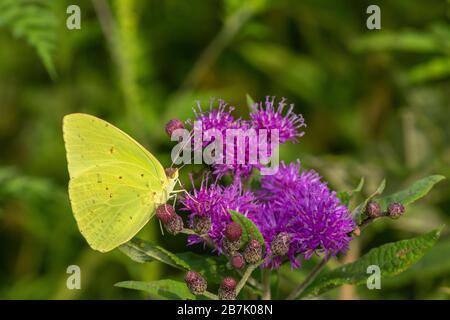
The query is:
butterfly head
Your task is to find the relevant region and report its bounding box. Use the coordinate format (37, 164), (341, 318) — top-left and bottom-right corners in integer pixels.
(164, 168), (179, 195)
(165, 167), (178, 180)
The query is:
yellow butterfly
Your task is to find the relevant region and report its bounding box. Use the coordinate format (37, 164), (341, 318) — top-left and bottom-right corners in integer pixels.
(63, 113), (178, 252)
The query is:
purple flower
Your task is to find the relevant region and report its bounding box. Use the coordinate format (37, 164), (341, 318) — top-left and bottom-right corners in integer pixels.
(188, 100), (261, 179)
(212, 119), (263, 179)
(250, 96), (306, 144)
(186, 97), (306, 180)
(189, 99), (236, 148)
(180, 175), (259, 251)
(248, 161), (355, 268)
(212, 162), (258, 180)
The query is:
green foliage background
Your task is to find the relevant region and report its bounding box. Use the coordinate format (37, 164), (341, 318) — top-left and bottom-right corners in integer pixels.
(0, 0), (449, 299)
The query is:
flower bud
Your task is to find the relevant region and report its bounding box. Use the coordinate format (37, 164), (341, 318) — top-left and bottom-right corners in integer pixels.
(230, 253), (245, 269)
(225, 222), (242, 241)
(185, 271), (207, 295)
(365, 201), (381, 219)
(223, 238), (241, 255)
(218, 277), (237, 300)
(243, 239), (262, 264)
(270, 232), (290, 256)
(388, 202), (405, 219)
(165, 119), (184, 137)
(193, 216), (211, 235)
(165, 214), (184, 235)
(156, 204), (175, 224)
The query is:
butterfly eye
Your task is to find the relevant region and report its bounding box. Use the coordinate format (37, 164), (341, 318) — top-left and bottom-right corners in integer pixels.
(165, 168), (177, 179)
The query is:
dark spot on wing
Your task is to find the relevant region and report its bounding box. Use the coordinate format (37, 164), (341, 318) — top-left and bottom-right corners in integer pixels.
(109, 193), (113, 198)
(141, 173), (144, 178)
(110, 146), (114, 154)
(119, 176), (123, 179)
(105, 187), (109, 191)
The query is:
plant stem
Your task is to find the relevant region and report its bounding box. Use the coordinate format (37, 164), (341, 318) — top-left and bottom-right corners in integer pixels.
(358, 216), (376, 230)
(358, 211), (390, 231)
(236, 264), (259, 295)
(164, 4), (257, 121)
(235, 256), (270, 296)
(92, 0), (118, 63)
(180, 6), (254, 90)
(181, 228), (196, 235)
(202, 291), (219, 300)
(261, 269), (271, 300)
(286, 258), (328, 300)
(237, 271), (263, 291)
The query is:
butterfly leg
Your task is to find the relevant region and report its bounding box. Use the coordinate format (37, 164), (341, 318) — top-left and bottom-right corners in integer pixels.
(167, 190), (184, 206)
(159, 219), (165, 236)
(170, 189), (200, 205)
(171, 192), (177, 207)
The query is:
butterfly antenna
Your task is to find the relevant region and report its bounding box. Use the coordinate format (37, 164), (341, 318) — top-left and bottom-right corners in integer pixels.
(170, 130), (194, 169)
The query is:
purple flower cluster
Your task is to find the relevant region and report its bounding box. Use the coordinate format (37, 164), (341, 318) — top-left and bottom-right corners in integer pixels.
(187, 97), (305, 178)
(174, 96), (354, 269)
(249, 161), (355, 268)
(180, 175), (259, 251)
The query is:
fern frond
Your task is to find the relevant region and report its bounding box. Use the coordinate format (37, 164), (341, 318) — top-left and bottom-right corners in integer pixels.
(0, 0), (58, 78)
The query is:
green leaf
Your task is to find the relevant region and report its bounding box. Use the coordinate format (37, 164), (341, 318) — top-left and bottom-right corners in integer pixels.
(377, 175), (445, 211)
(229, 210), (265, 250)
(115, 280), (195, 300)
(352, 31), (443, 54)
(239, 43), (326, 104)
(119, 238), (190, 271)
(120, 239), (229, 284)
(246, 93), (255, 109)
(337, 177), (365, 207)
(302, 226), (443, 297)
(336, 193), (350, 207)
(0, 0), (58, 78)
(176, 252), (229, 284)
(383, 238), (450, 287)
(408, 57), (450, 84)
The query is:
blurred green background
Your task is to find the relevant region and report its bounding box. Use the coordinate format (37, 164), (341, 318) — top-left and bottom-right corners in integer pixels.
(0, 0), (449, 299)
